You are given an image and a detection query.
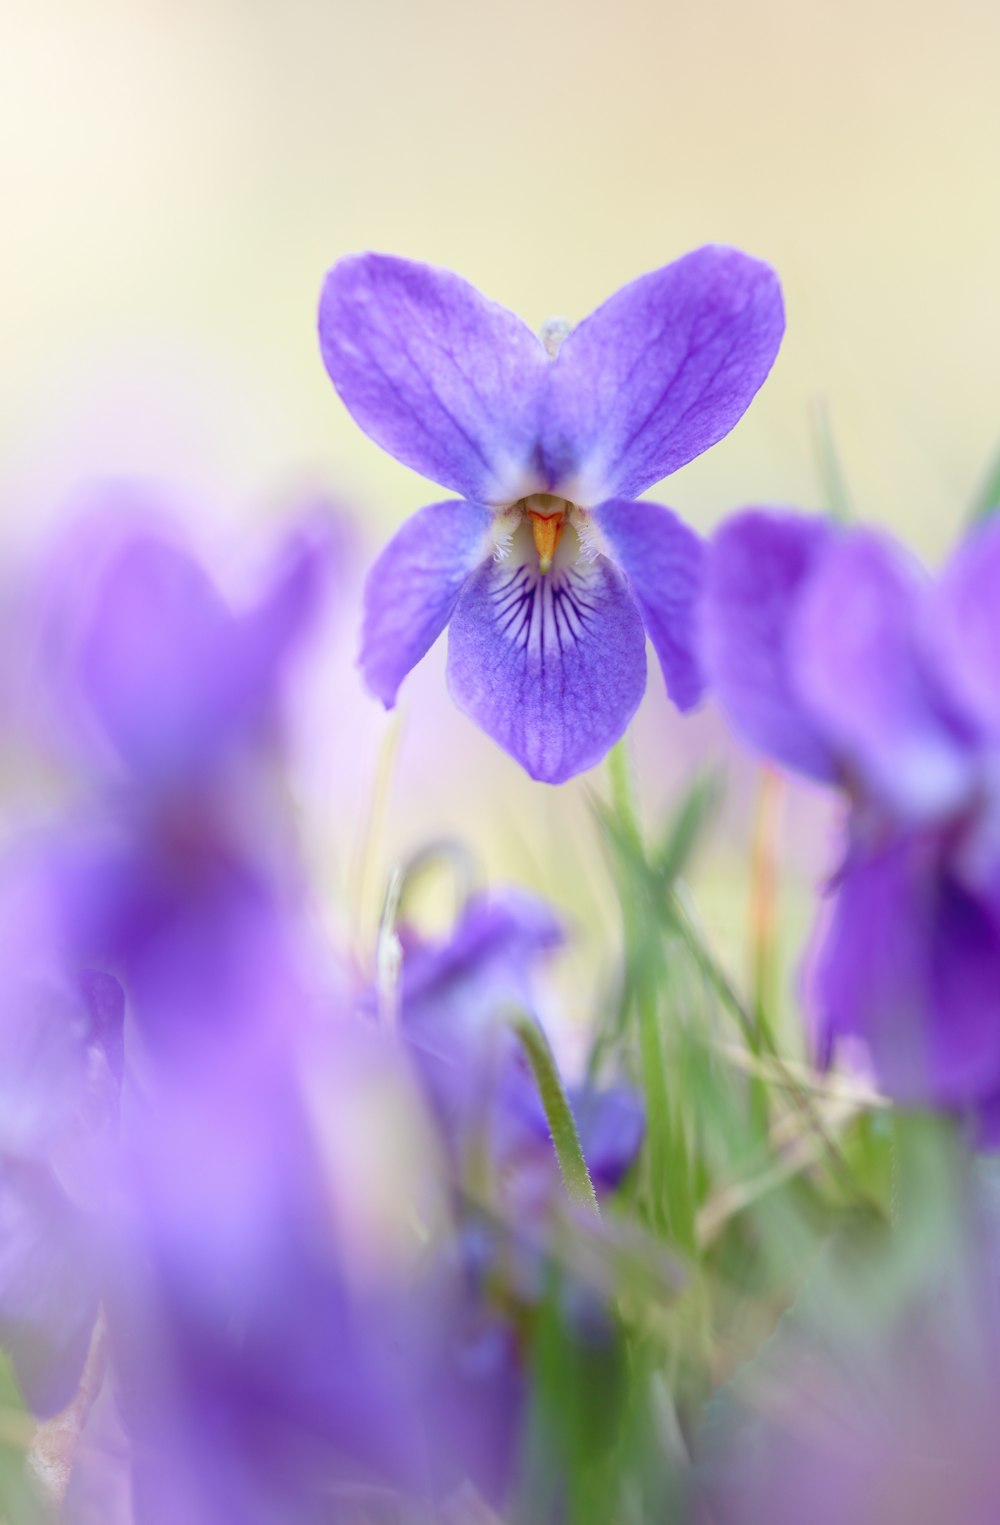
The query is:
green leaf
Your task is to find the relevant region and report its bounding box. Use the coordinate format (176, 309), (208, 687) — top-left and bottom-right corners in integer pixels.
(810, 399), (854, 521)
(967, 437), (1000, 526)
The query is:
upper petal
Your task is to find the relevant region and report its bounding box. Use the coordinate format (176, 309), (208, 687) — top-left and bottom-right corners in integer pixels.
(360, 500), (494, 707)
(446, 524), (647, 783)
(699, 509), (841, 781)
(790, 531), (975, 822)
(58, 518), (326, 782)
(590, 499), (705, 711)
(542, 246), (784, 503)
(319, 254), (550, 504)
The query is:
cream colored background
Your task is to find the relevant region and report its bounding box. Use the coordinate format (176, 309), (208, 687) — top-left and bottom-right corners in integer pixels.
(4, 0), (998, 1008)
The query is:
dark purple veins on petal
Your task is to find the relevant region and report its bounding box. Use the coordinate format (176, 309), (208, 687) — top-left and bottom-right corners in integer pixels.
(447, 538), (647, 784)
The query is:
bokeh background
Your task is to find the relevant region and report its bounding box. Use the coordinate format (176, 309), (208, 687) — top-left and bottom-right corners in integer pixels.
(5, 0), (1000, 1022)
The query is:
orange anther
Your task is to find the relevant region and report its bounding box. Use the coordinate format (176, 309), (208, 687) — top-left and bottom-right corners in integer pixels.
(529, 511), (564, 575)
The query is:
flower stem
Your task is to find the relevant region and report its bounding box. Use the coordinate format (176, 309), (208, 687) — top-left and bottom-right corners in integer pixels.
(509, 1011), (600, 1220)
(607, 736), (641, 851)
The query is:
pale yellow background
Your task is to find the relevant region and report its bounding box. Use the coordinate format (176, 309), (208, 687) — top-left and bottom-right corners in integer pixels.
(4, 0), (998, 1009)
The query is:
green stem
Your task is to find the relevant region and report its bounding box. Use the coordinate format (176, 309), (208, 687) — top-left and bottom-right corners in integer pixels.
(607, 736), (641, 850)
(606, 735), (691, 1244)
(509, 1011), (600, 1220)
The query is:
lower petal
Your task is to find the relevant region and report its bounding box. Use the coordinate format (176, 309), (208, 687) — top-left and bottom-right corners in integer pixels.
(816, 840), (1000, 1108)
(590, 498), (705, 710)
(446, 536), (646, 783)
(360, 501), (494, 708)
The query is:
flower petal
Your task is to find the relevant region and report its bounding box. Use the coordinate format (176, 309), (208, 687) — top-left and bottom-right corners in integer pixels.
(360, 501), (493, 707)
(699, 509), (840, 781)
(446, 524), (646, 783)
(591, 499), (705, 710)
(0, 980), (90, 1159)
(400, 889), (564, 1018)
(816, 842), (1000, 1109)
(928, 515), (1000, 739)
(790, 531), (975, 822)
(319, 254), (550, 504)
(67, 523), (324, 781)
(569, 1085), (645, 1194)
(543, 246), (784, 503)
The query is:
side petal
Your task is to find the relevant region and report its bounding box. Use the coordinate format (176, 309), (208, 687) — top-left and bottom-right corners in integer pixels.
(543, 246), (784, 503)
(360, 501), (494, 707)
(446, 527), (647, 783)
(319, 254), (550, 504)
(699, 509), (840, 781)
(590, 499), (705, 710)
(928, 515), (1000, 738)
(790, 531), (975, 822)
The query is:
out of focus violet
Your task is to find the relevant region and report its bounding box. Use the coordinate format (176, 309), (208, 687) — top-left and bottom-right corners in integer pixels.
(701, 509), (1000, 1143)
(0, 490), (646, 1523)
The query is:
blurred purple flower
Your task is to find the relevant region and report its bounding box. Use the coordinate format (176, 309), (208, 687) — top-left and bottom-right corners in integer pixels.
(41, 506), (329, 787)
(0, 487), (648, 1518)
(319, 247), (784, 781)
(394, 884), (644, 1498)
(396, 887), (644, 1201)
(29, 507), (333, 1067)
(106, 1007), (534, 1524)
(397, 887), (563, 1146)
(701, 509), (1000, 1135)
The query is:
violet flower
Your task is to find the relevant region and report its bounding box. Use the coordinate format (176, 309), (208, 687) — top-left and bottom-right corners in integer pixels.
(700, 509), (1000, 1136)
(41, 506), (328, 788)
(33, 508), (330, 1066)
(387, 886), (648, 1516)
(319, 247), (784, 781)
(396, 887), (644, 1204)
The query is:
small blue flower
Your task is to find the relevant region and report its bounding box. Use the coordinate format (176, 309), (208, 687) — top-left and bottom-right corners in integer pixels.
(318, 248), (785, 781)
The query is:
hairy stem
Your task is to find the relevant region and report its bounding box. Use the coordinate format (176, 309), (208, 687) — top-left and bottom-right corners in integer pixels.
(509, 1011), (600, 1220)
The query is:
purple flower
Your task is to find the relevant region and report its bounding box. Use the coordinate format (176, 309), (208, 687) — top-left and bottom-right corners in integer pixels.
(700, 509), (1000, 1134)
(397, 887), (563, 1143)
(107, 1007), (535, 1523)
(394, 882), (646, 1493)
(30, 508), (332, 1066)
(318, 248), (784, 781)
(40, 505), (328, 787)
(396, 887), (644, 1202)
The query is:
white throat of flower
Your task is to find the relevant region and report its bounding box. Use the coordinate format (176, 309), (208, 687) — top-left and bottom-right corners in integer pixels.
(491, 495), (599, 577)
